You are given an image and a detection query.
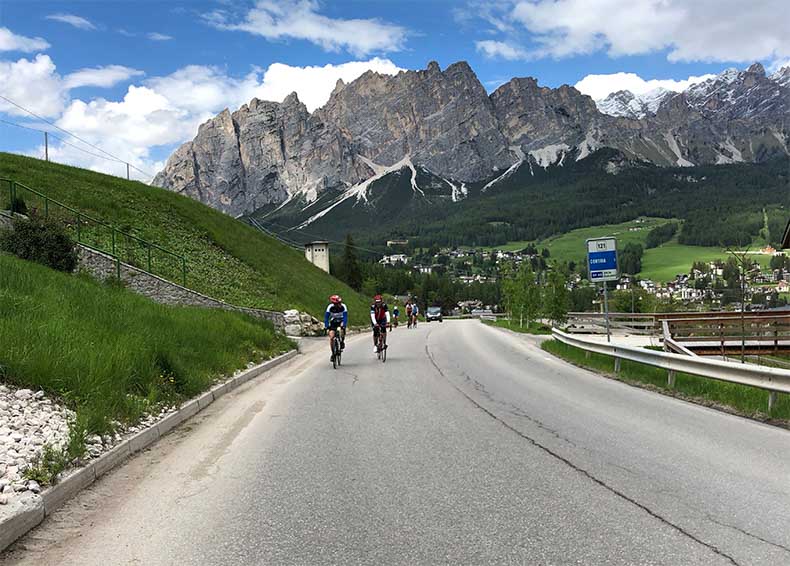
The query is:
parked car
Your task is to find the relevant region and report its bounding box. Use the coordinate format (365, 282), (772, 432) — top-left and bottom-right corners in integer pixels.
(426, 306), (443, 322)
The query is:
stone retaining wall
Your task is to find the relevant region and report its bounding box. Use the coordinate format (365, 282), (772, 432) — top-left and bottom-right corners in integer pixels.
(77, 246), (286, 331)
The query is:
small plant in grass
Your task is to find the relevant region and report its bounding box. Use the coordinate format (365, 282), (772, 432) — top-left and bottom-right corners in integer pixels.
(23, 421), (88, 486)
(0, 213), (78, 272)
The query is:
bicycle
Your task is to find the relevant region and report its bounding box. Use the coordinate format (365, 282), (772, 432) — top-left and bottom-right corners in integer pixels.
(375, 324), (388, 363)
(330, 329), (343, 369)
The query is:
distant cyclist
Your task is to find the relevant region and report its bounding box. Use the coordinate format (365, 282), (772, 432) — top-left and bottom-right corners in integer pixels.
(392, 304), (400, 327)
(324, 295), (348, 362)
(405, 301), (413, 329)
(370, 294), (391, 354)
(411, 301), (420, 327)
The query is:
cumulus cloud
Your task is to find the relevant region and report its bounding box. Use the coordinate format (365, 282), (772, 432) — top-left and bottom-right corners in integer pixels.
(206, 0), (407, 56)
(45, 14), (97, 31)
(475, 40), (527, 61)
(64, 65), (145, 90)
(1, 53), (403, 179)
(0, 55), (66, 117)
(474, 0), (790, 65)
(0, 27), (50, 52)
(574, 72), (716, 101)
(250, 58), (403, 112)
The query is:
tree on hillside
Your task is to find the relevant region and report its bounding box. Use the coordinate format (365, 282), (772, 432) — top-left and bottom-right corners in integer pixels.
(544, 269), (570, 326)
(341, 234), (362, 291)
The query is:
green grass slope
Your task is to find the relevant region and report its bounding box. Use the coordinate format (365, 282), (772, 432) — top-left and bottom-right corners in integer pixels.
(0, 153), (368, 323)
(0, 253), (292, 436)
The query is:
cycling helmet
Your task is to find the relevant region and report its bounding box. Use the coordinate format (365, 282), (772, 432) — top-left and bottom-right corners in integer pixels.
(330, 294), (342, 304)
(373, 294), (383, 304)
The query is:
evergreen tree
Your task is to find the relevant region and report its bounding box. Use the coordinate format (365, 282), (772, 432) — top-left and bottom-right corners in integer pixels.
(341, 234), (362, 291)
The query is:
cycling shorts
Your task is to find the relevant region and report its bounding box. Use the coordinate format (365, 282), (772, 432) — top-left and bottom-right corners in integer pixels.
(328, 319), (344, 331)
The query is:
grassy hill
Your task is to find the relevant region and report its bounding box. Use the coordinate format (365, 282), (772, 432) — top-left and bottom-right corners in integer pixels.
(529, 217), (675, 262)
(0, 153), (369, 323)
(640, 241), (771, 282)
(0, 253), (292, 470)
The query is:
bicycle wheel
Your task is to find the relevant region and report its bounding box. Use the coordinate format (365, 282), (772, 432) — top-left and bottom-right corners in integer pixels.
(381, 343), (387, 363)
(331, 338), (338, 369)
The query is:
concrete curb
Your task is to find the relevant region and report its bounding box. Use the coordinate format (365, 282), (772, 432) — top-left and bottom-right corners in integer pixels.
(0, 348), (298, 553)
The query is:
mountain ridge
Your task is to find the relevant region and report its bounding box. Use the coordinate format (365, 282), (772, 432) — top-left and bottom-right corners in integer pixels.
(153, 60), (790, 219)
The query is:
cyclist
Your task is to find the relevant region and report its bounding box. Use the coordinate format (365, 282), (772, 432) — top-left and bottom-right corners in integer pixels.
(324, 295), (348, 362)
(405, 301), (413, 329)
(370, 294), (391, 354)
(411, 300), (420, 327)
(392, 304), (400, 327)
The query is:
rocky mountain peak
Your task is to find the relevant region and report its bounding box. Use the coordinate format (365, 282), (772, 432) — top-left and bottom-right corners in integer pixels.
(746, 62), (766, 75)
(154, 61), (789, 219)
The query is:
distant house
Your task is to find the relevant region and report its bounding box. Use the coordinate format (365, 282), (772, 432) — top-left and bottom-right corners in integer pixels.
(778, 280), (790, 293)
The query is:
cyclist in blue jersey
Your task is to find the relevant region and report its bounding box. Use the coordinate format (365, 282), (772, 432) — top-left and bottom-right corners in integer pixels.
(324, 295), (348, 362)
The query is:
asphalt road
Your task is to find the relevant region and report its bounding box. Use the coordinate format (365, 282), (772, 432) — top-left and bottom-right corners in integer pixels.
(3, 320), (789, 565)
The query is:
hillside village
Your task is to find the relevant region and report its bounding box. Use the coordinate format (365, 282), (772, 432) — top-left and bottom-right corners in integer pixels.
(377, 242), (790, 312)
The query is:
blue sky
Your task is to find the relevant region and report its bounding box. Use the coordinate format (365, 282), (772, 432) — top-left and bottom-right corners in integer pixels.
(1, 0), (788, 179)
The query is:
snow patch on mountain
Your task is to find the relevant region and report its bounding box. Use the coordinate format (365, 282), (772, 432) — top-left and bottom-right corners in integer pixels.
(596, 88), (671, 118)
(295, 155), (421, 229)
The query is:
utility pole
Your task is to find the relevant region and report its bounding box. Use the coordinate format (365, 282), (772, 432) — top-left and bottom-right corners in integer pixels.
(126, 162), (130, 180)
(44, 131), (48, 161)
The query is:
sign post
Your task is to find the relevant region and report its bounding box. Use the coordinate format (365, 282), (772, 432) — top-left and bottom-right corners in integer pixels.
(586, 237), (619, 342)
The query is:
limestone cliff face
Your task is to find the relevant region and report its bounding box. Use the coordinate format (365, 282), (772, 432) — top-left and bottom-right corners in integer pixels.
(316, 61), (514, 182)
(154, 61), (790, 217)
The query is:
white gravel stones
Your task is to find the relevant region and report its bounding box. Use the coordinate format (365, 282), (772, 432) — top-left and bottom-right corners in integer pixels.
(0, 385), (73, 506)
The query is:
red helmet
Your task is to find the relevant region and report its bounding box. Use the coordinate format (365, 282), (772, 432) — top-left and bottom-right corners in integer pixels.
(330, 294), (342, 304)
(373, 294), (383, 303)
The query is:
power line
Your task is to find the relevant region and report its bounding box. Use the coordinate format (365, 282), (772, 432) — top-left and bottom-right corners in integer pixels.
(253, 217), (385, 256)
(0, 94), (156, 179)
(0, 118), (129, 165)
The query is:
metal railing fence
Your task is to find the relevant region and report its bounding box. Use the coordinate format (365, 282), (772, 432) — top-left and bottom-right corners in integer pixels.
(1, 178), (186, 285)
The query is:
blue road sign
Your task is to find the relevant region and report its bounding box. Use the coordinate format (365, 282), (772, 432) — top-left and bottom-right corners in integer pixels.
(587, 237), (618, 282)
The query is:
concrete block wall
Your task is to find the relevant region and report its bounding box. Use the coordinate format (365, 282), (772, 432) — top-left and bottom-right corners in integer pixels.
(77, 246), (286, 330)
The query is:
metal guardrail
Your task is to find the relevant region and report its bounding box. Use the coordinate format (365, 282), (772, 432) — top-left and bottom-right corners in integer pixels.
(0, 177), (187, 286)
(552, 328), (790, 411)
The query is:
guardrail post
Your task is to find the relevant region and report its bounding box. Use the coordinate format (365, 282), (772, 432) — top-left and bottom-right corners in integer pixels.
(585, 351), (591, 360)
(111, 228), (116, 257)
(147, 245), (152, 273)
(9, 181), (15, 215)
(116, 257), (121, 281)
(667, 370), (676, 388)
(182, 257), (187, 286)
(75, 213), (81, 242)
(614, 357), (621, 374)
(768, 391), (777, 413)
(44, 197), (49, 217)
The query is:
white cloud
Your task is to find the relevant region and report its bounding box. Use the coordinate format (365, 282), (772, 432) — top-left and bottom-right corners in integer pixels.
(207, 0), (407, 57)
(476, 0), (790, 64)
(45, 14), (97, 31)
(475, 40), (527, 61)
(0, 53), (403, 179)
(0, 55), (65, 117)
(0, 27), (50, 52)
(147, 32), (173, 41)
(251, 58), (403, 112)
(64, 65), (145, 90)
(574, 72), (716, 101)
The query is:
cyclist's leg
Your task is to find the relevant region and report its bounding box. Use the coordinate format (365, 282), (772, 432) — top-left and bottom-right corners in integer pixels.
(328, 327), (336, 359)
(373, 324), (379, 351)
(340, 326), (346, 349)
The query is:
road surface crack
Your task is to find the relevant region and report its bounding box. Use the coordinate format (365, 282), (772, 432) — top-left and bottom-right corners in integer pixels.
(424, 344), (741, 566)
(706, 515), (790, 555)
